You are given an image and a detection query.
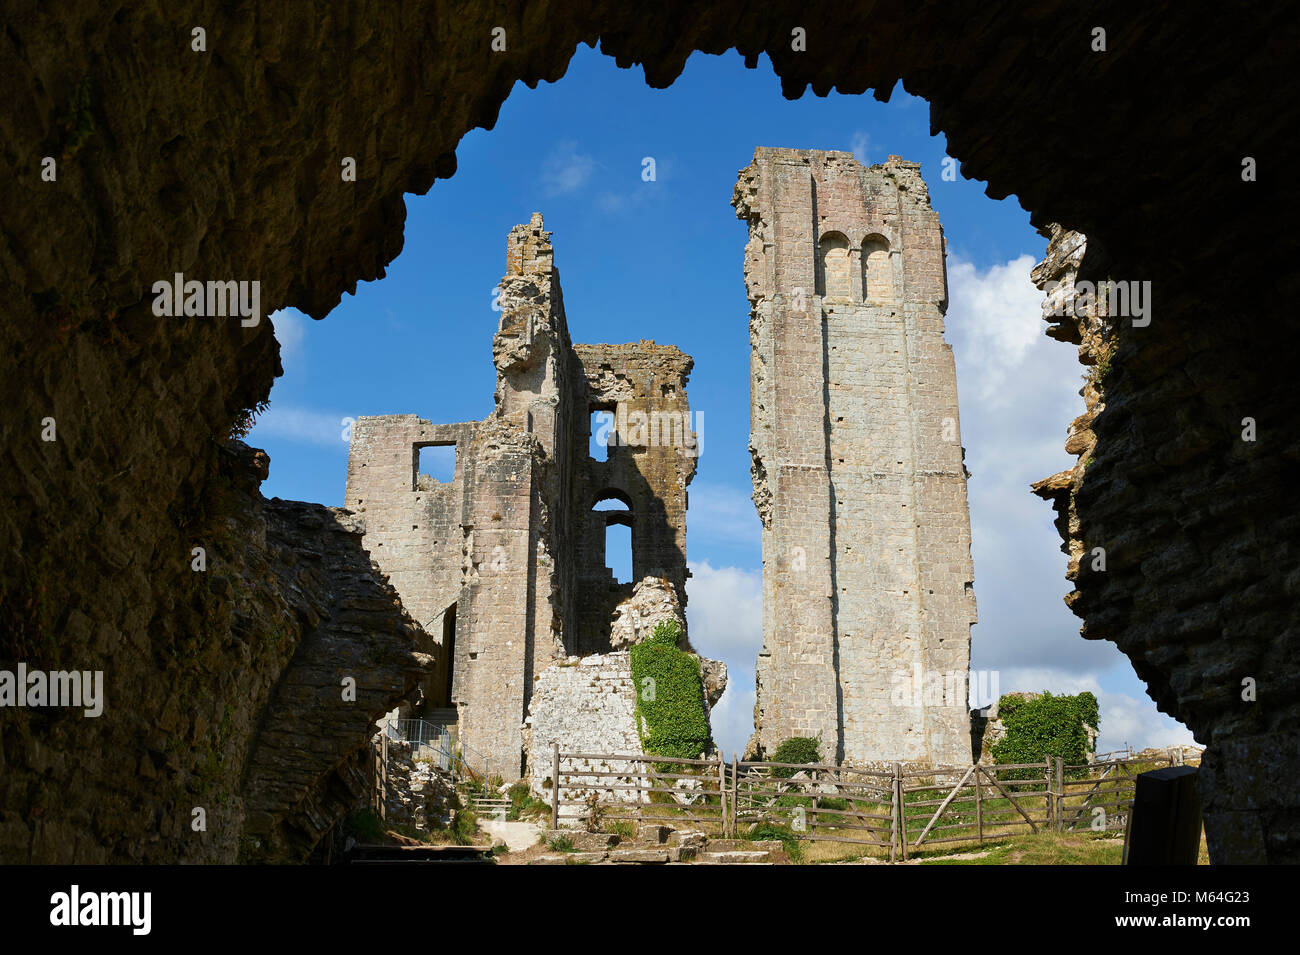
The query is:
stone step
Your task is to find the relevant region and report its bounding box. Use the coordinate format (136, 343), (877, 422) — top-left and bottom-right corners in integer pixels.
(701, 850), (771, 864)
(609, 848), (670, 864)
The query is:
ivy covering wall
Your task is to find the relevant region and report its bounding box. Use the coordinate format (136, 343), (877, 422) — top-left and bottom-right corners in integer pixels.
(991, 691), (1099, 776)
(628, 621), (711, 759)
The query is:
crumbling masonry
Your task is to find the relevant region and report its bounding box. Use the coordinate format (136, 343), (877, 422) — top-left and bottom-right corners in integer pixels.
(735, 149), (978, 767)
(345, 215), (711, 778)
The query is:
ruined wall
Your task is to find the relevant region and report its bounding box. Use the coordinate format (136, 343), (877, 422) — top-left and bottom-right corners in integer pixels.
(735, 149), (976, 767)
(525, 651), (642, 798)
(344, 415), (475, 708)
(343, 219), (698, 780)
(2, 2), (1294, 863)
(573, 342), (697, 653)
(0, 438), (431, 864)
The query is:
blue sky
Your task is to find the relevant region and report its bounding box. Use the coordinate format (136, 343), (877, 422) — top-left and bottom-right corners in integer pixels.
(252, 44), (1195, 760)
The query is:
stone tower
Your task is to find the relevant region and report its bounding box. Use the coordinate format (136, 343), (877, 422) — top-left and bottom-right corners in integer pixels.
(734, 148), (978, 767)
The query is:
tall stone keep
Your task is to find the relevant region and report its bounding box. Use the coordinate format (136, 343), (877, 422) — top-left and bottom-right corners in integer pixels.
(734, 148), (978, 767)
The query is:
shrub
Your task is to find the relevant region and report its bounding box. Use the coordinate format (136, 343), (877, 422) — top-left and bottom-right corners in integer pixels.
(629, 620), (711, 760)
(770, 736), (821, 777)
(991, 691), (1098, 778)
(506, 781), (548, 820)
(450, 807), (479, 845)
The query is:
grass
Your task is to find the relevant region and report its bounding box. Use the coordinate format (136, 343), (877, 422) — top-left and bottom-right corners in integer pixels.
(543, 759), (1203, 864)
(506, 781), (550, 821)
(920, 831), (1123, 865)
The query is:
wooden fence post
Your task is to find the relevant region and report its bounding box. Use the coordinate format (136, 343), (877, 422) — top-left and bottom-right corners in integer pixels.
(730, 753), (738, 839)
(550, 742), (559, 830)
(1055, 757), (1064, 832)
(975, 764), (983, 844)
(378, 732), (387, 821)
(889, 766), (898, 863)
(895, 762), (907, 862)
(1044, 755), (1053, 828)
(717, 753), (726, 838)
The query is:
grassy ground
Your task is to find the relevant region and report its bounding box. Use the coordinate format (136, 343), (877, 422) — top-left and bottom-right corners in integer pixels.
(537, 759), (1205, 865)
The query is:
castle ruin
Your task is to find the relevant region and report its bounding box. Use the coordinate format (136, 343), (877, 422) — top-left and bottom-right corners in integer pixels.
(345, 215), (715, 778)
(735, 148), (978, 767)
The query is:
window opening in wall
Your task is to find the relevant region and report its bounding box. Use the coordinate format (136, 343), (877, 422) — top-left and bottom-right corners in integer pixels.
(593, 495), (632, 583)
(590, 407), (615, 461)
(415, 443), (456, 488)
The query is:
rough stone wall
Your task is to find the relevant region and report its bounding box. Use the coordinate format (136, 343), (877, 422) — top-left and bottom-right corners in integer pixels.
(343, 218), (697, 780)
(735, 148), (977, 767)
(3, 2), (1294, 864)
(0, 437), (431, 864)
(375, 738), (458, 831)
(525, 652), (642, 799)
(573, 341), (696, 653)
(344, 415), (475, 707)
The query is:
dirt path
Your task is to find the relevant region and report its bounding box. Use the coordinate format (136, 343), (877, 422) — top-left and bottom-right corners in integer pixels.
(480, 819), (541, 853)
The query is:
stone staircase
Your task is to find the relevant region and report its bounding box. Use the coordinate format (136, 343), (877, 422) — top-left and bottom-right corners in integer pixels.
(469, 794), (510, 820)
(530, 824), (781, 865)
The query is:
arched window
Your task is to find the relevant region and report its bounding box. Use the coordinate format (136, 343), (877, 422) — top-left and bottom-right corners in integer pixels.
(593, 491), (633, 583)
(862, 235), (891, 301)
(817, 232), (851, 300)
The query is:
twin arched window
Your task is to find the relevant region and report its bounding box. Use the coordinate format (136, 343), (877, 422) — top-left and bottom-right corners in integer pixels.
(816, 232), (892, 302)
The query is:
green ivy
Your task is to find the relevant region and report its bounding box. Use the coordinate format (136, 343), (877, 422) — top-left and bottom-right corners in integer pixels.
(991, 691), (1098, 779)
(629, 620), (711, 760)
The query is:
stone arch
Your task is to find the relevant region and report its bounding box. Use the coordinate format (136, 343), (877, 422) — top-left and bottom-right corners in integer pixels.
(861, 234), (892, 302)
(817, 231), (852, 300)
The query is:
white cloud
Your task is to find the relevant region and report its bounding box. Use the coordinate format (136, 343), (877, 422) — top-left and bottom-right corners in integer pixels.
(851, 130), (871, 164)
(270, 309), (307, 376)
(945, 253), (1046, 406)
(686, 559), (763, 658)
(686, 559), (763, 758)
(540, 141), (596, 196)
(708, 684), (756, 761)
(686, 482), (761, 551)
(945, 252), (1108, 675)
(250, 404), (353, 449)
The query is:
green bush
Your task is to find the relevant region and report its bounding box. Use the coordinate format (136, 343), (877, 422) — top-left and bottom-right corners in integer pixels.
(991, 691), (1098, 778)
(629, 620), (711, 760)
(770, 736), (821, 777)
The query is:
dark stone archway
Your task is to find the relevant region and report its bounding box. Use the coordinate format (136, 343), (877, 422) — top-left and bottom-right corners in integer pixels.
(1, 1), (1296, 862)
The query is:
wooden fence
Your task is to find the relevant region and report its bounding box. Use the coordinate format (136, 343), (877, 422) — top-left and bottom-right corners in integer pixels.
(548, 745), (1196, 861)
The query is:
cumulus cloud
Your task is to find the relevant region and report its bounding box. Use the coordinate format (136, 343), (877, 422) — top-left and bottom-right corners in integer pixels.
(686, 482), (761, 551)
(708, 684), (756, 761)
(686, 559), (763, 758)
(946, 253), (1046, 406)
(540, 141), (596, 196)
(945, 252), (1112, 675)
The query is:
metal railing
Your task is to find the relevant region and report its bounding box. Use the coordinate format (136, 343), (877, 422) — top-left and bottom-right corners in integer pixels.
(379, 716), (490, 789)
